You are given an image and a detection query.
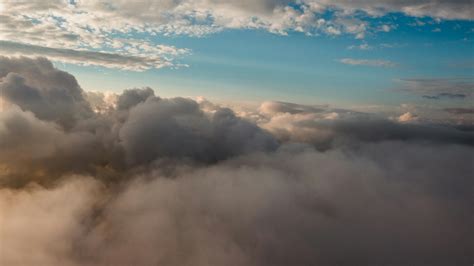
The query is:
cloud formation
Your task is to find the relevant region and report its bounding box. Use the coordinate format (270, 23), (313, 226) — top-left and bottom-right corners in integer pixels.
(0, 57), (473, 265)
(1, 0), (472, 69)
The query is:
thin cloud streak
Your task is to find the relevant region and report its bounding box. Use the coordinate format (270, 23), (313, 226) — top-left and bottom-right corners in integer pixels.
(0, 41), (187, 71)
(338, 58), (396, 67)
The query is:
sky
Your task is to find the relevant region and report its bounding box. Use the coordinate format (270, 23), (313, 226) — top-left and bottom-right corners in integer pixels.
(1, 1), (474, 265)
(1, 0), (473, 112)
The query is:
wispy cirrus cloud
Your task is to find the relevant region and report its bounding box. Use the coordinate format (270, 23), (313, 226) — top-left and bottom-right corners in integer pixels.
(338, 58), (396, 67)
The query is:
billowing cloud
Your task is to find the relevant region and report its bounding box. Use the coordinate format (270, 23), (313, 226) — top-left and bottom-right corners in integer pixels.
(1, 142), (472, 266)
(0, 57), (473, 265)
(0, 56), (93, 128)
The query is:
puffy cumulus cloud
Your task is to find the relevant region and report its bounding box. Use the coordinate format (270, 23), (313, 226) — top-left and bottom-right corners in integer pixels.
(0, 57), (277, 186)
(0, 106), (62, 162)
(1, 0), (472, 70)
(119, 97), (277, 166)
(0, 56), (93, 128)
(116, 87), (156, 111)
(0, 57), (473, 265)
(397, 111), (418, 123)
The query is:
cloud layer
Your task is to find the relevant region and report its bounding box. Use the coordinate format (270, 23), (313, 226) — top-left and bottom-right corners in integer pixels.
(1, 0), (472, 70)
(0, 57), (473, 265)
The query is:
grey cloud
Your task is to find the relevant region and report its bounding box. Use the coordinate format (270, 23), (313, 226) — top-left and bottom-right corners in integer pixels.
(0, 56), (93, 128)
(1, 142), (472, 266)
(0, 57), (278, 185)
(314, 0), (474, 20)
(422, 92), (467, 100)
(0, 41), (176, 71)
(0, 57), (473, 265)
(259, 101), (326, 115)
(398, 78), (474, 100)
(261, 112), (474, 149)
(116, 87), (156, 111)
(119, 96), (278, 165)
(444, 107), (474, 114)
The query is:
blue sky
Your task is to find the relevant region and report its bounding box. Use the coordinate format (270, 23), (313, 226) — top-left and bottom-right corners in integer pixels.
(60, 15), (473, 107)
(1, 0), (473, 109)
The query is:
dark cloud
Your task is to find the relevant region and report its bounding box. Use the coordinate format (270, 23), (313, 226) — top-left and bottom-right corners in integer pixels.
(0, 56), (93, 128)
(397, 78), (473, 101)
(422, 92), (467, 100)
(116, 87), (156, 110)
(0, 57), (473, 266)
(444, 107), (474, 114)
(259, 101), (326, 114)
(119, 97), (278, 165)
(1, 143), (472, 266)
(0, 41), (176, 71)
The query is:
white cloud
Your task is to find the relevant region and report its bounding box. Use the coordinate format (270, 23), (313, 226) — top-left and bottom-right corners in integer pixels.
(0, 0), (472, 70)
(347, 43), (372, 50)
(397, 112), (418, 122)
(338, 58), (396, 67)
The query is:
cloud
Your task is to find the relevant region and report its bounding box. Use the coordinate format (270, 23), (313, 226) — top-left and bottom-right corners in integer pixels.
(0, 57), (473, 265)
(347, 43), (372, 50)
(0, 56), (93, 128)
(0, 0), (472, 71)
(0, 41), (186, 71)
(444, 107), (474, 114)
(397, 78), (474, 100)
(1, 142), (472, 266)
(119, 96), (278, 165)
(1, 0), (471, 71)
(397, 112), (418, 122)
(422, 92), (467, 100)
(338, 58), (396, 67)
(259, 101), (326, 115)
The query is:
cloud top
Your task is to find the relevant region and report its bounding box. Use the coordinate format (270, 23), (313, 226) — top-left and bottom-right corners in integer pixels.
(0, 57), (473, 265)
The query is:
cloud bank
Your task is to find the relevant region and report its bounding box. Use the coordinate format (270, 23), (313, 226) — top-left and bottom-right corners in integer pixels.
(0, 57), (473, 265)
